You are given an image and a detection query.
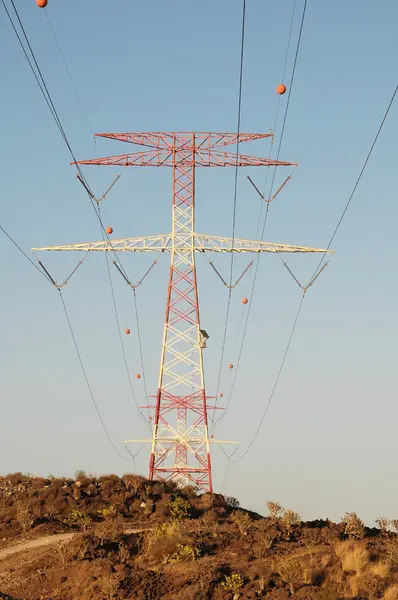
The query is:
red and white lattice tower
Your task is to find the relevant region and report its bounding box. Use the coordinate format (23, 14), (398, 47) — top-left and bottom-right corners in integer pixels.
(34, 132), (330, 493)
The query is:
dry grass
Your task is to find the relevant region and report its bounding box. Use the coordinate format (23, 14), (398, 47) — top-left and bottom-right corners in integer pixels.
(369, 561), (390, 579)
(334, 540), (369, 573)
(383, 583), (398, 600)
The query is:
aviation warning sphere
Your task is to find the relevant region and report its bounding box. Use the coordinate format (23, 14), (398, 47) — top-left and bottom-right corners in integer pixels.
(125, 328), (131, 335)
(36, 0), (48, 7)
(106, 226), (113, 235)
(228, 363), (233, 369)
(276, 84), (287, 95)
(219, 393), (223, 398)
(136, 374), (141, 379)
(242, 297), (248, 304)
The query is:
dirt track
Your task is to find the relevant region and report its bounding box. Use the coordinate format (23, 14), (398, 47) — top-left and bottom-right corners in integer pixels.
(0, 533), (74, 561)
(0, 526), (152, 562)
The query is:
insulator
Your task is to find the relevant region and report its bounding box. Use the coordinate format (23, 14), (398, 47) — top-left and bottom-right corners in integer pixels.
(276, 84), (287, 95)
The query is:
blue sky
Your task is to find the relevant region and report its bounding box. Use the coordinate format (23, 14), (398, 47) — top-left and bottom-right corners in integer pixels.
(1, 0), (397, 524)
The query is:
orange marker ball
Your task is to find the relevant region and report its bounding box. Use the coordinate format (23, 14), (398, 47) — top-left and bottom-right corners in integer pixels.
(36, 0), (48, 7)
(136, 374), (141, 379)
(228, 363), (233, 369)
(106, 226), (113, 235)
(242, 297), (248, 304)
(219, 393), (223, 398)
(125, 328), (131, 335)
(276, 84), (287, 95)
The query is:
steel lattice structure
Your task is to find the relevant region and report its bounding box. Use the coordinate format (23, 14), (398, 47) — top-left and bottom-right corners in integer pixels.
(34, 132), (331, 493)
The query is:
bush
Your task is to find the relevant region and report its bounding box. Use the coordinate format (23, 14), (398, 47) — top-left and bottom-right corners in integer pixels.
(15, 501), (34, 533)
(375, 517), (390, 533)
(282, 509), (301, 528)
(93, 519), (123, 546)
(266, 501), (284, 520)
(169, 496), (191, 519)
(221, 573), (244, 593)
(63, 510), (92, 532)
(98, 505), (117, 520)
(359, 572), (385, 596)
(385, 537), (398, 563)
(225, 496), (240, 509)
(342, 512), (365, 539)
(278, 558), (304, 594)
(98, 573), (120, 599)
(231, 511), (252, 535)
(165, 544), (200, 563)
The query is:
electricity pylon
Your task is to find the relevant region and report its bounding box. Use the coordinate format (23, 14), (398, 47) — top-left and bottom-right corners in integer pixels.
(34, 132), (331, 493)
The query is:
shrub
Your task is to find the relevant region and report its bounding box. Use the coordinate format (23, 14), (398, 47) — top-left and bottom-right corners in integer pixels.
(342, 512), (365, 539)
(221, 573), (244, 593)
(266, 501), (284, 521)
(277, 558), (304, 594)
(256, 520), (278, 554)
(71, 533), (92, 560)
(15, 502), (34, 533)
(231, 511), (252, 535)
(93, 519), (123, 546)
(390, 520), (398, 534)
(63, 510), (92, 532)
(225, 496), (240, 509)
(165, 544), (200, 563)
(74, 470), (87, 481)
(154, 522), (180, 539)
(122, 475), (142, 495)
(98, 505), (117, 520)
(98, 573), (119, 599)
(169, 496), (191, 519)
(359, 572), (385, 596)
(282, 509), (301, 528)
(385, 537), (398, 563)
(376, 517), (390, 533)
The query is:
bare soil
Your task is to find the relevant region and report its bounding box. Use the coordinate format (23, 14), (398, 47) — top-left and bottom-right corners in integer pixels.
(0, 473), (397, 599)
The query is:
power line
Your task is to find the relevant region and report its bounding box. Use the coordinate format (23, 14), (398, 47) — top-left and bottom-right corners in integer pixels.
(2, 0), (150, 458)
(214, 0), (305, 429)
(102, 241), (151, 430)
(0, 224), (53, 284)
(231, 292), (305, 463)
(228, 81), (398, 465)
(212, 0), (247, 430)
(58, 289), (132, 461)
(310, 84), (398, 280)
(2, 0), (131, 284)
(44, 9), (94, 137)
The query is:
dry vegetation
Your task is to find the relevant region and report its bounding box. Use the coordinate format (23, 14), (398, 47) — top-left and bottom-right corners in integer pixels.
(0, 472), (398, 599)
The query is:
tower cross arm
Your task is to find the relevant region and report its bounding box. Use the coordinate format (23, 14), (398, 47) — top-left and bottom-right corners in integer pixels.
(195, 234), (333, 254)
(33, 233), (333, 255)
(32, 234), (173, 253)
(72, 149), (296, 168)
(94, 131), (273, 150)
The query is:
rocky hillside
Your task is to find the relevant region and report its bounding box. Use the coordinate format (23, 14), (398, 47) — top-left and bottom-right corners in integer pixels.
(0, 472), (398, 599)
